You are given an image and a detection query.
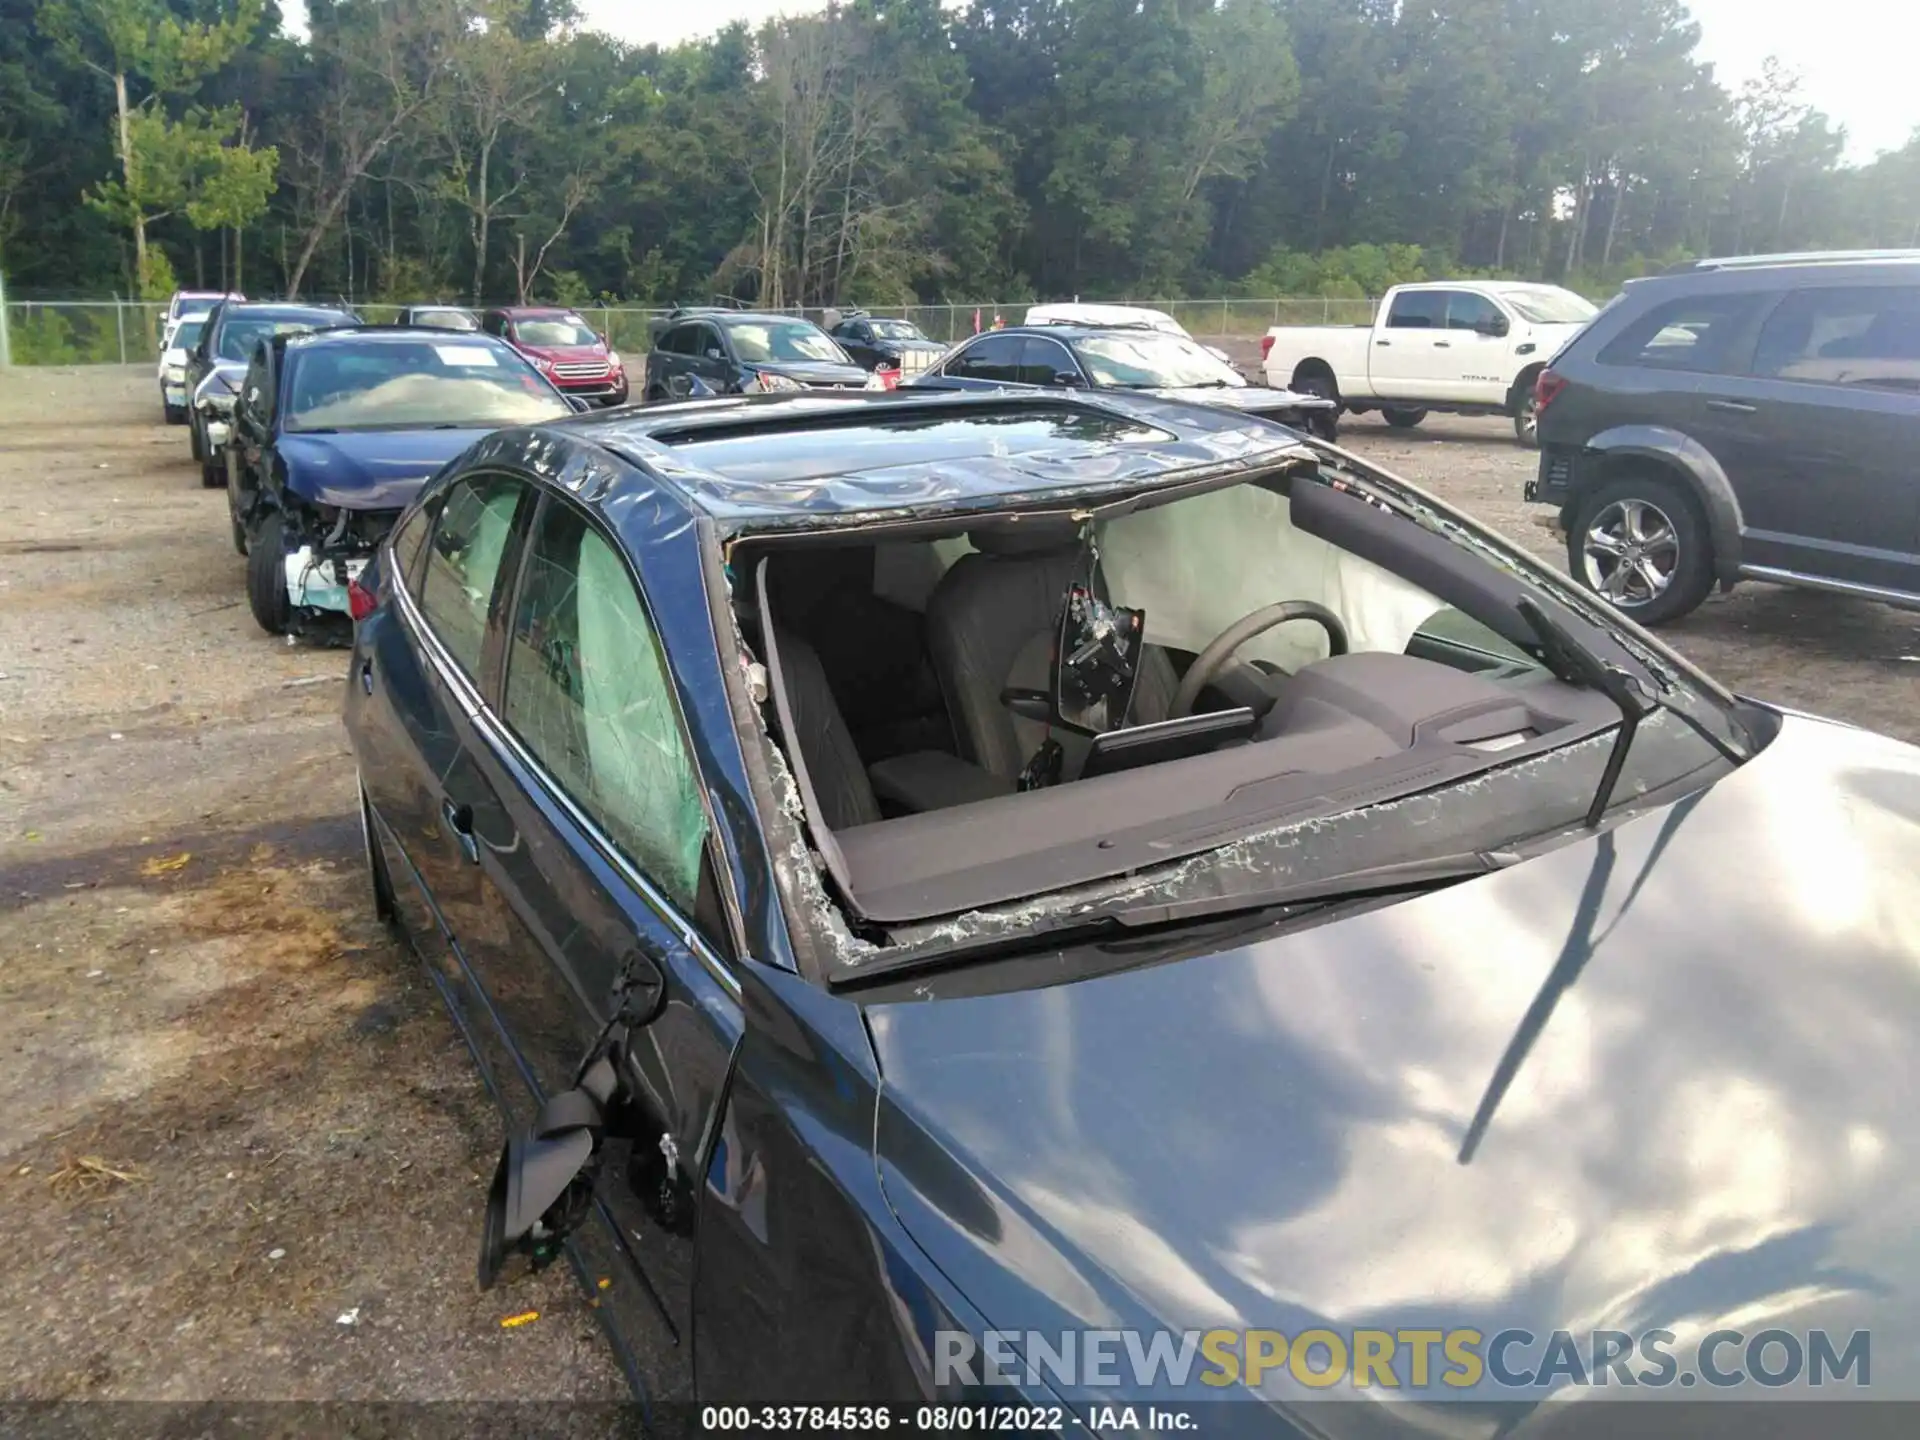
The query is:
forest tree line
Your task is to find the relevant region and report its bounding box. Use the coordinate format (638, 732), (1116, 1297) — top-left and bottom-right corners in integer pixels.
(4, 0), (1919, 306)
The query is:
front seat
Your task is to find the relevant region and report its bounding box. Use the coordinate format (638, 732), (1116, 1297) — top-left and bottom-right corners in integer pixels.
(924, 521), (1178, 784)
(772, 629), (882, 830)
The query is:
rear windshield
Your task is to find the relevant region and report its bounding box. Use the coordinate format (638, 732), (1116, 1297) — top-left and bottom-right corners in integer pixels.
(870, 319), (928, 340)
(170, 320), (204, 351)
(284, 340), (572, 431)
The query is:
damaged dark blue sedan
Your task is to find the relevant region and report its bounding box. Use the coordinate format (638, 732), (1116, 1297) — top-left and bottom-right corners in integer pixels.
(343, 387), (1920, 1434)
(226, 326), (577, 635)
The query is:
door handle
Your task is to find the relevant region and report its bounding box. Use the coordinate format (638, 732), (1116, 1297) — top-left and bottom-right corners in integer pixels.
(441, 799), (479, 865)
(359, 659), (374, 695)
(1375, 339), (1391, 347)
(1434, 341), (1451, 348)
(1706, 399), (1757, 414)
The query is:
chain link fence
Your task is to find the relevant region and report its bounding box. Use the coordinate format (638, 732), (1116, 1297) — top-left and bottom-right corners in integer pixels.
(0, 295), (1381, 367)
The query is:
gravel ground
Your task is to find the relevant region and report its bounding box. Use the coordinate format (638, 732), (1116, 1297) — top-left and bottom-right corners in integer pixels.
(2, 365), (1917, 1404)
(0, 367), (623, 1401)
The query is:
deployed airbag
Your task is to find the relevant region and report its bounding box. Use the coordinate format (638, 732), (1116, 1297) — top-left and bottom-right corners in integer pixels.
(1095, 484), (1446, 673)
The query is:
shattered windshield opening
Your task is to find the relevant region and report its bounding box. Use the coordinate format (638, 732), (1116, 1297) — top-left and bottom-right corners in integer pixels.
(734, 457), (1753, 975)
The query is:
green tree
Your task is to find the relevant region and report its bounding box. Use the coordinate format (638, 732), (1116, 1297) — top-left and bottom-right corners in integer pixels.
(39, 0), (266, 293)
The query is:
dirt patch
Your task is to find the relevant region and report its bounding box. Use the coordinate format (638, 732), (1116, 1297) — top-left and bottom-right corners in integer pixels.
(0, 369), (622, 1401)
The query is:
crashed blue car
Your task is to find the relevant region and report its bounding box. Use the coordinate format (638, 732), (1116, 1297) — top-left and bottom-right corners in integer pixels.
(341, 384), (1920, 1426)
(225, 326), (580, 634)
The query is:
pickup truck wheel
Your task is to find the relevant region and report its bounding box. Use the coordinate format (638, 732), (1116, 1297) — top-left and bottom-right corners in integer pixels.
(189, 415), (205, 462)
(1382, 408), (1428, 429)
(1292, 375), (1341, 441)
(247, 510), (293, 636)
(200, 454), (225, 489)
(1513, 395), (1540, 447)
(1568, 475), (1713, 626)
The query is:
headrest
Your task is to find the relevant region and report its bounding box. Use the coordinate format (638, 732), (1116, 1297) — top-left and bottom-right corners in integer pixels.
(966, 515), (1084, 556)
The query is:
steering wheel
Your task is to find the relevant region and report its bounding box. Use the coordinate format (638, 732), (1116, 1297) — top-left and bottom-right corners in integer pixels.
(1168, 601), (1349, 719)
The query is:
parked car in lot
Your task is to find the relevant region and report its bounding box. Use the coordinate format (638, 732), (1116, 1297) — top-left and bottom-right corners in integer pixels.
(156, 315), (205, 424)
(343, 384), (1920, 1413)
(479, 306), (628, 406)
(166, 289), (242, 327)
(1261, 280), (1599, 445)
(1024, 300), (1238, 363)
(644, 306), (874, 397)
(826, 309), (946, 376)
(1528, 252), (1920, 624)
(187, 301), (358, 487)
(396, 303), (481, 331)
(907, 322), (1341, 437)
(226, 326), (576, 635)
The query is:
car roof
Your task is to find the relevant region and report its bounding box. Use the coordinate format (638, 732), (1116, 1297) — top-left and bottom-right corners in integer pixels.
(963, 323), (1183, 340)
(547, 389), (1308, 531)
(216, 302), (355, 321)
(1665, 248), (1920, 273)
(279, 325), (513, 352)
(493, 306), (578, 317)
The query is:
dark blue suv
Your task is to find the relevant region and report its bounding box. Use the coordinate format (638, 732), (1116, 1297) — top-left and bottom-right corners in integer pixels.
(343, 385), (1920, 1416)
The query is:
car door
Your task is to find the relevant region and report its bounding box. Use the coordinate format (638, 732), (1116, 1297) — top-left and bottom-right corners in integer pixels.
(444, 485), (745, 1412)
(1700, 282), (1920, 594)
(917, 332), (1026, 390)
(652, 323), (698, 394)
(1367, 289), (1455, 400)
(355, 473), (535, 1094)
(228, 345), (274, 537)
(1015, 333), (1086, 388)
(834, 320), (875, 368)
(1441, 291), (1516, 405)
(688, 321), (736, 391)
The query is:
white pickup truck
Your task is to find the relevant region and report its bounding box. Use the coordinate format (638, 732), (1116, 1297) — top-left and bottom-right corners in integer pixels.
(1259, 281), (1599, 445)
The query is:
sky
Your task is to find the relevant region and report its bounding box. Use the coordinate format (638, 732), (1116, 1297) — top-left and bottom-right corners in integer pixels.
(572, 0), (1920, 163)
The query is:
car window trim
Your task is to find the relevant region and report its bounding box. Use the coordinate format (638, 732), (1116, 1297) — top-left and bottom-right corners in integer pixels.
(492, 481), (748, 974)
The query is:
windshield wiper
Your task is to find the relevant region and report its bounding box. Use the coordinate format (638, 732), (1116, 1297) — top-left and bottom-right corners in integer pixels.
(1514, 596), (1744, 827)
(835, 849), (1520, 988)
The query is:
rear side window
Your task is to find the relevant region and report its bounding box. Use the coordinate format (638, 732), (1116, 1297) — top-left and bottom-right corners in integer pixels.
(388, 502), (434, 595)
(1597, 293), (1762, 374)
(948, 334), (1023, 381)
(416, 474), (526, 679)
(502, 499), (709, 911)
(1386, 291), (1447, 329)
(1750, 285), (1920, 393)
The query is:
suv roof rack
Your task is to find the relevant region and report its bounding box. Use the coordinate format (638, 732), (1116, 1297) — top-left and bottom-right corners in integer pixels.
(1668, 248), (1920, 274)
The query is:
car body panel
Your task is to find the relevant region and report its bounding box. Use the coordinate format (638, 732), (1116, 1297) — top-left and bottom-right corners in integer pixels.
(1263, 282), (1593, 412)
(648, 310), (872, 397)
(829, 315), (947, 374)
(866, 711), (1920, 1411)
(344, 392), (1911, 1418)
(908, 326), (1337, 436)
(480, 307), (628, 404)
(1534, 258), (1920, 606)
(274, 429), (489, 509)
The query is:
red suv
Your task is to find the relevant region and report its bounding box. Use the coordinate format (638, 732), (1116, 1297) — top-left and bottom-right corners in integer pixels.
(480, 307), (628, 407)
